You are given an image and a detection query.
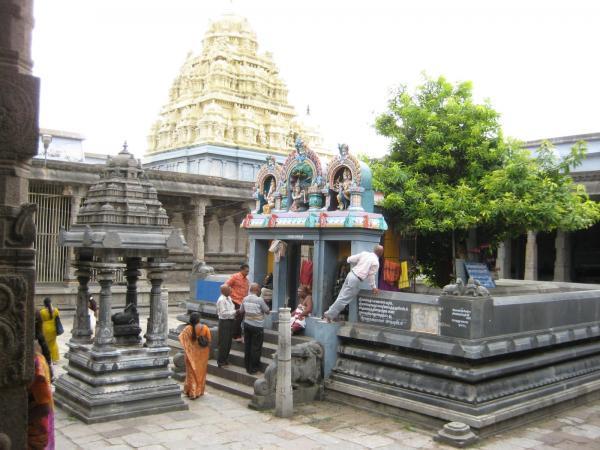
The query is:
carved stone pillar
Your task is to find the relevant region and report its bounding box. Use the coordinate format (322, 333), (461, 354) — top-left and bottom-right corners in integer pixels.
(524, 231), (538, 281)
(190, 197), (208, 262)
(233, 214), (243, 254)
(495, 239), (512, 280)
(65, 188), (83, 281)
(125, 257), (141, 310)
(71, 263), (92, 344)
(145, 260), (170, 348)
(554, 231), (571, 282)
(218, 215), (227, 253)
(275, 307), (293, 418)
(0, 1), (39, 447)
(110, 257), (143, 345)
(93, 264), (118, 352)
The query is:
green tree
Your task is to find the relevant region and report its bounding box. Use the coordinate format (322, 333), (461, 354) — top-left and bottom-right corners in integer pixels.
(372, 75), (600, 286)
(481, 140), (600, 236)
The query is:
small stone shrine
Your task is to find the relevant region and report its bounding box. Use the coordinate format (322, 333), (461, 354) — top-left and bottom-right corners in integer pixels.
(54, 144), (188, 422)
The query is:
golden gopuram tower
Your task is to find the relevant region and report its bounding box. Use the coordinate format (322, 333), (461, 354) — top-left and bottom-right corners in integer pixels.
(145, 12), (330, 181)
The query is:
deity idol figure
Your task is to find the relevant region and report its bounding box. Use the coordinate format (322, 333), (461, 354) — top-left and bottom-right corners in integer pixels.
(262, 182), (276, 214)
(290, 182), (307, 212)
(336, 168), (352, 210)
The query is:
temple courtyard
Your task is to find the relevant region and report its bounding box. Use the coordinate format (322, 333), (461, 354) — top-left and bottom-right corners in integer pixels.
(51, 314), (600, 450)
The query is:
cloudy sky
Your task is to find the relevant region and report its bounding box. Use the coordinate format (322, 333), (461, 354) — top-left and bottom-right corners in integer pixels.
(32, 0), (600, 159)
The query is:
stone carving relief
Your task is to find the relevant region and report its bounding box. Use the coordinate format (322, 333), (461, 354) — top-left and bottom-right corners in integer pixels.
(0, 275), (28, 386)
(5, 203), (36, 247)
(0, 75), (39, 159)
(251, 341), (324, 410)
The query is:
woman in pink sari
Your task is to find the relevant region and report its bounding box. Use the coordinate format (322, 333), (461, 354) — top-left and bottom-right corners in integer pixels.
(28, 341), (54, 449)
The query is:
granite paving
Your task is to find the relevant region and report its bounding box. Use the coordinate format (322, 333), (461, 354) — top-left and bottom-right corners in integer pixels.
(52, 315), (600, 449)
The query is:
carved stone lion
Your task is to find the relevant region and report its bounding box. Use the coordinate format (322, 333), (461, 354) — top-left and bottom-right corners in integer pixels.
(251, 341), (324, 409)
(192, 261), (215, 278)
(463, 277), (490, 297)
(441, 278), (465, 296)
(442, 277), (490, 297)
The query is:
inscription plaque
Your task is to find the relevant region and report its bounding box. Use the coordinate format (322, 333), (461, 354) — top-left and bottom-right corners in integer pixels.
(358, 296), (410, 329)
(441, 302), (473, 338)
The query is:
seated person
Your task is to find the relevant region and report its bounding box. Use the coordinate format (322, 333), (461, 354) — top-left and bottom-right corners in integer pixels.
(291, 285), (313, 334)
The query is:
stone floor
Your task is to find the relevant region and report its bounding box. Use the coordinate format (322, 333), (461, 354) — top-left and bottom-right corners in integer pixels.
(52, 315), (600, 449)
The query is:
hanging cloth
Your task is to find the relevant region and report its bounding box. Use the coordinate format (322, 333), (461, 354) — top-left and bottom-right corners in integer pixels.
(398, 261), (410, 289)
(299, 259), (313, 286)
(269, 240), (287, 262)
(383, 259), (401, 285)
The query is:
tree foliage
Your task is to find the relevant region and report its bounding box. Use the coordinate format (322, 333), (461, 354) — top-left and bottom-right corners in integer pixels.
(481, 141), (599, 236)
(372, 75), (600, 286)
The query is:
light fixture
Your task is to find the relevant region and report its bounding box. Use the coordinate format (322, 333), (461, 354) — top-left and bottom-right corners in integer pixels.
(41, 134), (53, 167)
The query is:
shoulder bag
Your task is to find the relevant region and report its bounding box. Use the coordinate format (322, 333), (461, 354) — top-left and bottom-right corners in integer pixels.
(55, 313), (64, 336)
(197, 325), (209, 347)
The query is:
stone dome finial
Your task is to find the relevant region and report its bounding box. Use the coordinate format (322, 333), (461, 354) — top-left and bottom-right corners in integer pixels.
(75, 143), (173, 229)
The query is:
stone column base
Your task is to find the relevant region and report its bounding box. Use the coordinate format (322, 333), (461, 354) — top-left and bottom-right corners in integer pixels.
(54, 344), (187, 423)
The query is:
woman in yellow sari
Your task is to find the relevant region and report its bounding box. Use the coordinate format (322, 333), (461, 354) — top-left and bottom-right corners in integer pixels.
(179, 312), (211, 399)
(40, 298), (60, 362)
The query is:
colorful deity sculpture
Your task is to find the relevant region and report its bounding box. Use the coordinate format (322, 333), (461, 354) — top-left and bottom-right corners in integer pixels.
(262, 182), (276, 214)
(290, 181), (308, 212)
(335, 168), (352, 210)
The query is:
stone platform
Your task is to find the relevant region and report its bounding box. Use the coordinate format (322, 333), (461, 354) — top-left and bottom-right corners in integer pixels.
(326, 288), (600, 437)
(55, 343), (187, 423)
(52, 314), (600, 449)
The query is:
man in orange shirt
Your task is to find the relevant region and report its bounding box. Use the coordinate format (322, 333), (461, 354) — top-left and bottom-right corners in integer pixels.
(226, 263), (250, 341)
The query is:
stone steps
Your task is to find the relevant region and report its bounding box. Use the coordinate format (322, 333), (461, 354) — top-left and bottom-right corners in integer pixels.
(206, 374), (254, 399)
(205, 327), (312, 399)
(224, 348), (273, 371)
(208, 360), (258, 387)
(172, 316), (313, 400)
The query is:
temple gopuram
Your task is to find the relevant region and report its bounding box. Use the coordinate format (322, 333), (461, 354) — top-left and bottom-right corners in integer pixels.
(145, 12), (330, 181)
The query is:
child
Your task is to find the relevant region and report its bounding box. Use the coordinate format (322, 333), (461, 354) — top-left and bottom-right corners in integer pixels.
(239, 283), (270, 374)
(216, 284), (236, 368)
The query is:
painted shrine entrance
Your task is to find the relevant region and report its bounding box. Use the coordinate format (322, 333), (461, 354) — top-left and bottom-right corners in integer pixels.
(242, 137), (387, 324)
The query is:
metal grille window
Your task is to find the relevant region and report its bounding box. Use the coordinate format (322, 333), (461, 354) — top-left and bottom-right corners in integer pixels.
(29, 183), (71, 283)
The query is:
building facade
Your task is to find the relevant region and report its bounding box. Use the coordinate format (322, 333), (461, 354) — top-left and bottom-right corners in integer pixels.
(29, 156), (253, 310)
(495, 133), (600, 283)
(144, 12), (330, 181)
